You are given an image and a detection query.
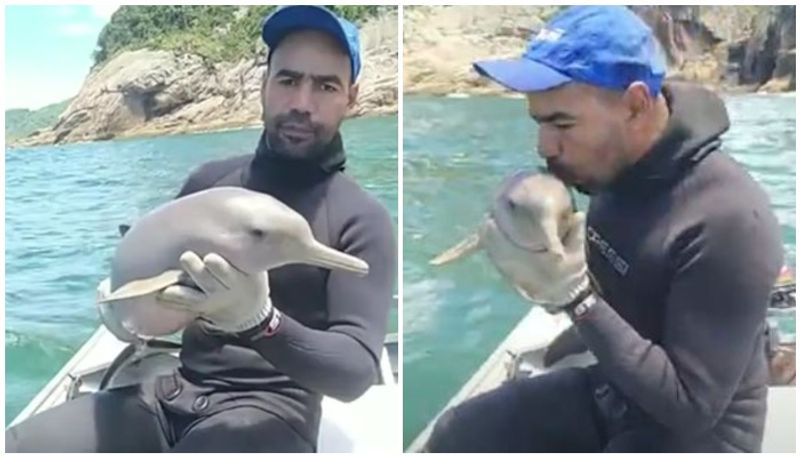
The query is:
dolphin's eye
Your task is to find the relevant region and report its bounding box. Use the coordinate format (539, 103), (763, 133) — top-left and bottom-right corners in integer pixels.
(507, 200), (517, 210)
(250, 228), (266, 239)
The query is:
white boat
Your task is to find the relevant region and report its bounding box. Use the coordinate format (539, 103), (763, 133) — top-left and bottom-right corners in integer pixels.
(408, 301), (796, 452)
(9, 326), (400, 453)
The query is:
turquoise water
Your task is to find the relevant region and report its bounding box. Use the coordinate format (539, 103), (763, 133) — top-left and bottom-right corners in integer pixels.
(5, 115), (398, 423)
(402, 94), (796, 447)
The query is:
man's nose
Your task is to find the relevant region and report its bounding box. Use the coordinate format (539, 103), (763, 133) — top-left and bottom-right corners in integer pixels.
(536, 129), (559, 159)
(289, 82), (314, 113)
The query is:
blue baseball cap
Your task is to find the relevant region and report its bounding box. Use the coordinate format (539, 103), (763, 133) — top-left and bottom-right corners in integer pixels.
(261, 5), (361, 83)
(473, 6), (666, 96)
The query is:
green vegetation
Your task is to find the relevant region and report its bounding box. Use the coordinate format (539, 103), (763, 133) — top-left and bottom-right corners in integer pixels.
(5, 99), (72, 141)
(92, 6), (389, 68)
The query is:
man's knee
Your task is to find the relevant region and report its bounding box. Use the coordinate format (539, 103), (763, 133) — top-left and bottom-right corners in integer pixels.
(424, 368), (600, 452)
(424, 407), (464, 452)
(423, 389), (511, 452)
(5, 426), (23, 452)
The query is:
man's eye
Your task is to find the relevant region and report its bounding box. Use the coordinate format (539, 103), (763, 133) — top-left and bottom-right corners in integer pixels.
(321, 83), (339, 93)
(278, 78), (297, 86)
(554, 123), (574, 130)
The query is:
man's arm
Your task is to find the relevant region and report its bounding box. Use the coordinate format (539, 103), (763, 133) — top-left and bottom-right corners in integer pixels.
(574, 208), (782, 436)
(243, 200), (396, 402)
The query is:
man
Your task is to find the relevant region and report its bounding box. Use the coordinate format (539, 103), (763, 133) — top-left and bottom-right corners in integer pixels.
(6, 6), (396, 452)
(425, 6), (782, 453)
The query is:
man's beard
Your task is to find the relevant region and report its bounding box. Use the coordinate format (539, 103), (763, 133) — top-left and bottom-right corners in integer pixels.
(265, 111), (330, 160)
(546, 158), (577, 186)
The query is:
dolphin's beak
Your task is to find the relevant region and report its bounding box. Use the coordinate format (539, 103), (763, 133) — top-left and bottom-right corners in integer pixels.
(305, 241), (370, 276)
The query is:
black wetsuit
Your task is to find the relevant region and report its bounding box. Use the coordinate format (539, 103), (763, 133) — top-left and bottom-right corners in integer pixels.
(426, 83), (783, 452)
(6, 131), (396, 452)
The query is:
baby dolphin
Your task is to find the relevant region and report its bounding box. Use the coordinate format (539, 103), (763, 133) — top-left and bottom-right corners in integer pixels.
(430, 170), (580, 302)
(97, 186), (369, 340)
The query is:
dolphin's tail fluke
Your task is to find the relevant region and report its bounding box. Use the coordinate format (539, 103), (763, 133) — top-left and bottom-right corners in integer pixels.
(430, 232), (480, 266)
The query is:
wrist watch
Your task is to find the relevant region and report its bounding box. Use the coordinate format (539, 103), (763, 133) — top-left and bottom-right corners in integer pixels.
(563, 287), (596, 321)
(237, 306), (282, 342)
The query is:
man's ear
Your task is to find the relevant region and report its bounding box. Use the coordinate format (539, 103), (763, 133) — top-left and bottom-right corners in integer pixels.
(622, 82), (652, 121)
(347, 83), (359, 109)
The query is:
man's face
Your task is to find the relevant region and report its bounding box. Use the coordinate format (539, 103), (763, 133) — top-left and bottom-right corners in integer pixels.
(262, 30), (358, 159)
(527, 83), (632, 194)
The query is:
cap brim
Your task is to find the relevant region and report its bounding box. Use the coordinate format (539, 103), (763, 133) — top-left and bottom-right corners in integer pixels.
(473, 58), (572, 92)
(262, 6), (348, 53)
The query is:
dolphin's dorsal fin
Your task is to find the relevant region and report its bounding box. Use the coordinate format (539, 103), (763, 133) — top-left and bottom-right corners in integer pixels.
(430, 232), (481, 266)
(98, 270), (185, 303)
(118, 224), (131, 237)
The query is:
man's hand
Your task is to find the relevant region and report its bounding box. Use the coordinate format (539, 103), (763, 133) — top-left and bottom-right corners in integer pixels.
(518, 211), (591, 312)
(544, 210), (590, 310)
(157, 251), (273, 333)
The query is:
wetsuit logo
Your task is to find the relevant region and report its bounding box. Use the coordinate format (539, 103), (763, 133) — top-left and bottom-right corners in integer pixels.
(586, 225), (629, 277)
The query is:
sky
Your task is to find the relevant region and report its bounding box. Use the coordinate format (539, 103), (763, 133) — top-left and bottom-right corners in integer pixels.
(5, 5), (119, 110)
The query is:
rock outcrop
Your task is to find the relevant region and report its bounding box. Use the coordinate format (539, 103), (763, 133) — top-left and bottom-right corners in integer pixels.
(732, 5), (795, 92)
(404, 6), (558, 96)
(632, 5), (795, 92)
(24, 50), (264, 146)
(14, 12), (397, 147)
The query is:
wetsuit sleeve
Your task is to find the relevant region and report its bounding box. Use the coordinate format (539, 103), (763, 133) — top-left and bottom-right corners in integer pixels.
(244, 199), (396, 402)
(574, 208), (781, 436)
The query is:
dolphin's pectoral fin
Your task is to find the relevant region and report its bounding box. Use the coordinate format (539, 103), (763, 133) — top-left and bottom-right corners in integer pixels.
(99, 270), (186, 303)
(430, 232), (481, 266)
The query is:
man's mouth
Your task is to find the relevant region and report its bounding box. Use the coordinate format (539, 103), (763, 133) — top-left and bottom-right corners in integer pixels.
(546, 160), (576, 185)
(279, 124), (314, 143)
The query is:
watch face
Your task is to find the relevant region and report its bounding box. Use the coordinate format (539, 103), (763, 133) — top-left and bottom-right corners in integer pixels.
(263, 309), (282, 337)
(571, 294), (595, 319)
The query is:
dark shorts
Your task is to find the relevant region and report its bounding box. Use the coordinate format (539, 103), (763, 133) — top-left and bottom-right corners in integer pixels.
(5, 370), (315, 453)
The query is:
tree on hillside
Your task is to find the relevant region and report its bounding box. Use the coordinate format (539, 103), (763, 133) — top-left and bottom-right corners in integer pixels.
(92, 5), (387, 68)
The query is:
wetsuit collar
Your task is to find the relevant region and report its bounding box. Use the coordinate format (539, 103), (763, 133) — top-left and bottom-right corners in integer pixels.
(250, 129), (346, 189)
(607, 82), (730, 195)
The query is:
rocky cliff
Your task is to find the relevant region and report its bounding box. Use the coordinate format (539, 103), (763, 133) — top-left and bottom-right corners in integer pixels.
(13, 12), (397, 147)
(403, 6), (555, 96)
(631, 5), (795, 92)
(404, 5), (796, 95)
